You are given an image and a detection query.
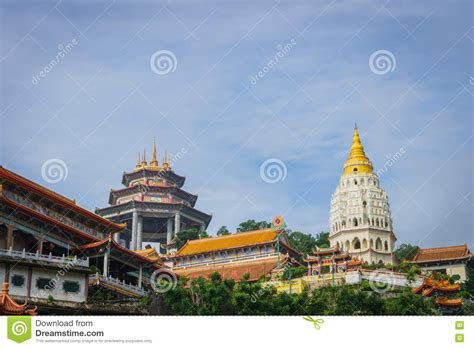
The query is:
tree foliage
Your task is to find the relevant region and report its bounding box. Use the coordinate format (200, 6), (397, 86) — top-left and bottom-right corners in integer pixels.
(161, 273), (440, 315)
(175, 228), (209, 250)
(236, 219), (271, 232)
(395, 243), (420, 263)
(217, 226), (230, 236)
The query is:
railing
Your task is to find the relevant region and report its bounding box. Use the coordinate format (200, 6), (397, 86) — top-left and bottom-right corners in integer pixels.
(174, 252), (279, 269)
(89, 273), (147, 296)
(4, 190), (103, 238)
(0, 247), (89, 267)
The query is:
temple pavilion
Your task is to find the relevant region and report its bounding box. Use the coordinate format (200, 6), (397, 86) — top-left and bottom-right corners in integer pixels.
(96, 140), (212, 253)
(170, 217), (301, 281)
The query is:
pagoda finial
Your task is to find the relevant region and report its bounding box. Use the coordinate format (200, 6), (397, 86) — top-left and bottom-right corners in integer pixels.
(135, 152), (142, 170)
(150, 138), (159, 167)
(342, 126), (373, 176)
(163, 150), (170, 170)
(141, 148), (147, 167)
(354, 122), (358, 130)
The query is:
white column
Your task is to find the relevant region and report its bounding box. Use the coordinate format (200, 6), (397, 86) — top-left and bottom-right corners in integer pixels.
(103, 247), (110, 277)
(167, 217), (173, 244)
(137, 215), (143, 250)
(138, 266), (143, 289)
(113, 232), (120, 243)
(131, 210), (138, 250)
(174, 213), (181, 236)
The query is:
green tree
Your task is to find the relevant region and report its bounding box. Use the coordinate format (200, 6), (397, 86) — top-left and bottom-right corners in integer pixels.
(175, 228), (209, 250)
(395, 243), (420, 263)
(385, 288), (435, 315)
(462, 265), (474, 294)
(287, 231), (317, 254)
(217, 226), (230, 236)
(236, 219), (271, 232)
(315, 231), (330, 248)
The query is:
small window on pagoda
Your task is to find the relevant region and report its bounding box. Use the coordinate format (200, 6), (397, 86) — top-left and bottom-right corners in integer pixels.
(63, 281), (80, 293)
(354, 179), (358, 185)
(36, 278), (54, 290)
(362, 201), (367, 208)
(11, 275), (25, 287)
(353, 168), (358, 173)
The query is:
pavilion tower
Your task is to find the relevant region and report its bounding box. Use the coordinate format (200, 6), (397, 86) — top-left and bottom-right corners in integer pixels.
(96, 140), (212, 253)
(329, 126), (397, 265)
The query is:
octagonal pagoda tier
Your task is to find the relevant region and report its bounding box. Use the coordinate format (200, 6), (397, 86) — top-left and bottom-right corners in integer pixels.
(96, 141), (212, 254)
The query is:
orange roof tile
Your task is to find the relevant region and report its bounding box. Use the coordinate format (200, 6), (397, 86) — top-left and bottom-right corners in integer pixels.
(134, 248), (161, 262)
(0, 166), (124, 232)
(176, 228), (279, 256)
(412, 244), (472, 263)
(174, 256), (285, 281)
(0, 283), (37, 315)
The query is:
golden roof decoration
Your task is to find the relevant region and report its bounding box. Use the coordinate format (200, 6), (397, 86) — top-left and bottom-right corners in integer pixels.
(343, 125), (374, 176)
(133, 139), (172, 172)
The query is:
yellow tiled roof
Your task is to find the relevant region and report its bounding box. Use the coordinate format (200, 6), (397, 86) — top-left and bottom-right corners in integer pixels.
(134, 248), (161, 262)
(176, 228), (278, 256)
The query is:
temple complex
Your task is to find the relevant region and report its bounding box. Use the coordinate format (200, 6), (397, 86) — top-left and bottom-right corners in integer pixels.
(0, 166), (173, 314)
(305, 245), (362, 276)
(169, 218), (301, 281)
(412, 276), (464, 313)
(410, 244), (472, 281)
(96, 141), (212, 253)
(329, 126), (397, 265)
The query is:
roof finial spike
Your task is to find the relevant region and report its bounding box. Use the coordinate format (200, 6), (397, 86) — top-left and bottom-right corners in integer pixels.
(141, 148), (147, 167)
(150, 137), (158, 167)
(135, 152), (142, 170)
(354, 122), (358, 130)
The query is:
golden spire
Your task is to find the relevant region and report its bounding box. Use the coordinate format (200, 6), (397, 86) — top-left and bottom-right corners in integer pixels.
(150, 138), (159, 167)
(162, 150), (170, 170)
(343, 125), (373, 176)
(141, 148), (147, 167)
(135, 152), (142, 170)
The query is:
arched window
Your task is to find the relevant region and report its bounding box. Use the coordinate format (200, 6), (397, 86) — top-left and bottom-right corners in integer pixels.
(354, 179), (358, 185)
(376, 238), (382, 250)
(384, 241), (389, 251)
(362, 238), (368, 249)
(352, 237), (361, 250)
(363, 201), (367, 208)
(376, 218), (380, 227)
(353, 167), (358, 173)
(353, 217), (358, 227)
(345, 240), (350, 251)
(370, 239), (374, 248)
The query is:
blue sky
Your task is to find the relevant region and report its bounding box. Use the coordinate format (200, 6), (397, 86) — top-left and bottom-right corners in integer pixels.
(1, 0), (472, 249)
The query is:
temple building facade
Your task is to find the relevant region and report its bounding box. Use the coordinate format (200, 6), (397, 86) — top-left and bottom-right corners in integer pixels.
(329, 127), (397, 265)
(169, 223), (301, 281)
(96, 141), (212, 253)
(0, 166), (172, 314)
(410, 244), (472, 282)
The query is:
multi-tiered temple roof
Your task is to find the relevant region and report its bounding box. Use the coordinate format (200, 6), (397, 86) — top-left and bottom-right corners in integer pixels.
(96, 140), (212, 252)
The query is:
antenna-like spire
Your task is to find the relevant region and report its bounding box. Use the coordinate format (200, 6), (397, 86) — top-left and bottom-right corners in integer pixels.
(135, 152), (142, 169)
(141, 148), (147, 167)
(150, 138), (158, 167)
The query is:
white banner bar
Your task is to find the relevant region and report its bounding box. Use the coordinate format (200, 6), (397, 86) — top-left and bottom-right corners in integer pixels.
(0, 316), (470, 347)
